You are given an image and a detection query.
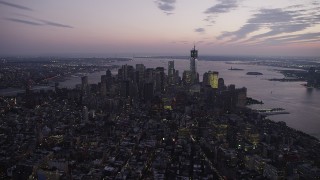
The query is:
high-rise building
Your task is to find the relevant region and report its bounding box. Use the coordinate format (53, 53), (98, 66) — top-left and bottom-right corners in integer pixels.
(236, 87), (247, 108)
(143, 82), (154, 102)
(106, 69), (112, 78)
(190, 45), (198, 83)
(155, 67), (165, 93)
(136, 64), (145, 98)
(168, 61), (175, 85)
(175, 70), (180, 84)
(203, 71), (219, 89)
(182, 70), (192, 85)
(101, 75), (107, 96)
(210, 71), (219, 89)
(105, 69), (113, 91)
(118, 64), (135, 81)
(145, 68), (155, 83)
(120, 80), (130, 98)
(81, 76), (89, 96)
(203, 72), (209, 86)
(136, 64), (145, 84)
(218, 78), (225, 90)
(83, 106), (89, 123)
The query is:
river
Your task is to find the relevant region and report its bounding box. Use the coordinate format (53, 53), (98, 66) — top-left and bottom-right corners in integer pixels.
(109, 58), (320, 139)
(1, 58), (319, 139)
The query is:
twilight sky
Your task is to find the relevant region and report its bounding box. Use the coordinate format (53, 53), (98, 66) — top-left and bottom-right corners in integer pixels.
(0, 0), (320, 57)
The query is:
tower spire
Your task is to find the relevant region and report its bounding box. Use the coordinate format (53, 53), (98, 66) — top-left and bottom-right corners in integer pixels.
(190, 44), (198, 83)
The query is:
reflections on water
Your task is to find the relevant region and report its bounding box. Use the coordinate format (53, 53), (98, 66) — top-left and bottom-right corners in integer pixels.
(1, 58), (319, 139)
(110, 58), (320, 139)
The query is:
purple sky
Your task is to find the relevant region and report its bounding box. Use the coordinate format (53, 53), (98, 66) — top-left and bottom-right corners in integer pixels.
(0, 0), (320, 57)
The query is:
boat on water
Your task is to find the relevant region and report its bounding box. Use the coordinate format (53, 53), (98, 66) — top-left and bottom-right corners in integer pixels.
(255, 108), (290, 116)
(246, 72), (263, 75)
(228, 67), (244, 71)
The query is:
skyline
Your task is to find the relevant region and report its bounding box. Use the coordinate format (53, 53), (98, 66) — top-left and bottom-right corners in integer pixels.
(1, 0), (320, 57)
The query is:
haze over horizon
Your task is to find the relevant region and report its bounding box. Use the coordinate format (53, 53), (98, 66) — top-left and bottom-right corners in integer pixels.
(1, 0), (320, 57)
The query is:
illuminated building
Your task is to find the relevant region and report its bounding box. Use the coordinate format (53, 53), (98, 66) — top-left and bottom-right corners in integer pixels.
(203, 71), (219, 89)
(210, 71), (219, 89)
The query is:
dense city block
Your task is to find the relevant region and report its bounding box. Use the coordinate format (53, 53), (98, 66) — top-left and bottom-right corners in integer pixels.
(1, 48), (319, 179)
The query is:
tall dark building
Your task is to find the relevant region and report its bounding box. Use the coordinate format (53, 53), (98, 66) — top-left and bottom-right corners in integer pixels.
(168, 61), (175, 85)
(120, 80), (130, 98)
(218, 78), (225, 90)
(182, 70), (192, 85)
(145, 68), (155, 83)
(155, 67), (165, 93)
(106, 69), (112, 78)
(136, 64), (145, 84)
(81, 76), (89, 96)
(118, 64), (135, 81)
(101, 75), (107, 96)
(136, 64), (145, 98)
(143, 82), (154, 102)
(190, 45), (198, 83)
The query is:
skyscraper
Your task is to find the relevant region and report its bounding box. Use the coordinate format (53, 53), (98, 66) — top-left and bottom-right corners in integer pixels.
(218, 78), (225, 90)
(101, 75), (107, 96)
(182, 70), (192, 85)
(136, 64), (145, 84)
(155, 67), (165, 93)
(168, 61), (175, 85)
(83, 106), (89, 123)
(136, 64), (145, 98)
(118, 64), (135, 81)
(120, 80), (130, 98)
(190, 45), (198, 83)
(203, 71), (219, 89)
(143, 82), (154, 102)
(210, 71), (219, 89)
(81, 76), (89, 96)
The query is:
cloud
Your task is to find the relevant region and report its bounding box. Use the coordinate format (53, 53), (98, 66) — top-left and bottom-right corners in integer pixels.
(5, 17), (42, 26)
(170, 40), (189, 44)
(194, 28), (205, 33)
(155, 0), (176, 14)
(5, 16), (73, 28)
(204, 15), (216, 24)
(1, 1), (73, 28)
(196, 41), (204, 44)
(40, 20), (73, 28)
(0, 1), (32, 11)
(217, 23), (259, 41)
(217, 7), (320, 43)
(248, 24), (310, 42)
(205, 0), (238, 14)
(257, 32), (320, 45)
